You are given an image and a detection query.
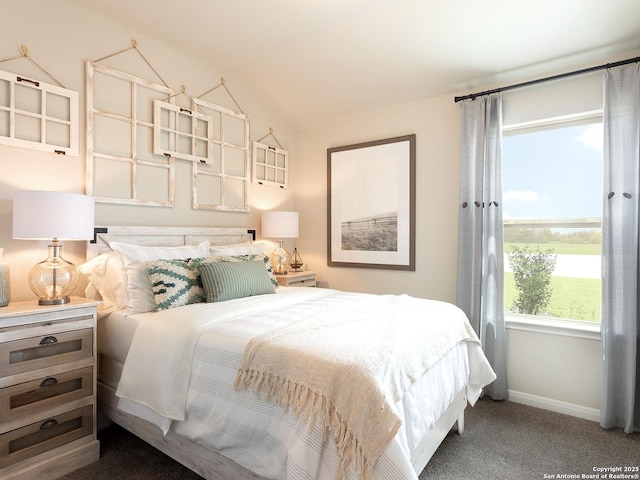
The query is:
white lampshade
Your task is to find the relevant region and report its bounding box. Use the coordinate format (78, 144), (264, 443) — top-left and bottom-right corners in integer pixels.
(13, 190), (95, 240)
(12, 190), (95, 305)
(261, 211), (299, 239)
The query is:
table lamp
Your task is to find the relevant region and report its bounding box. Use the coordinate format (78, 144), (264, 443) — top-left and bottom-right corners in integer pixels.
(261, 211), (298, 275)
(13, 190), (95, 305)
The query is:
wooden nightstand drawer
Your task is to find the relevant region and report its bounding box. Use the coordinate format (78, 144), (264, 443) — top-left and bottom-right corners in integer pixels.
(0, 367), (93, 423)
(0, 405), (93, 468)
(276, 271), (317, 287)
(288, 276), (316, 287)
(0, 328), (93, 378)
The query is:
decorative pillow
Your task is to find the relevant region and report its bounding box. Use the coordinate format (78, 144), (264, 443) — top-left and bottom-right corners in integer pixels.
(199, 260), (275, 303)
(78, 251), (127, 314)
(147, 258), (206, 311)
(214, 253), (278, 288)
(209, 241), (266, 258)
(110, 241), (210, 315)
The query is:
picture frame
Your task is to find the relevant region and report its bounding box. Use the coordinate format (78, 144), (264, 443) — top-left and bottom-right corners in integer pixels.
(327, 134), (416, 270)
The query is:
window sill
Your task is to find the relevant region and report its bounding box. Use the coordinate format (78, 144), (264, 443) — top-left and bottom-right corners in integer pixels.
(505, 313), (601, 341)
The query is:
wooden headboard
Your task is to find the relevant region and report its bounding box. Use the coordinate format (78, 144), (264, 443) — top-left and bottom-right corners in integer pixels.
(87, 226), (257, 259)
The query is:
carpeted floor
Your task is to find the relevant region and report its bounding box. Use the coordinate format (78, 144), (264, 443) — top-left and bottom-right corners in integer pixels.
(61, 398), (640, 480)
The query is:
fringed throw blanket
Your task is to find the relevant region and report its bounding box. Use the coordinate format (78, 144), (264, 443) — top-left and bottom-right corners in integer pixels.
(234, 292), (480, 480)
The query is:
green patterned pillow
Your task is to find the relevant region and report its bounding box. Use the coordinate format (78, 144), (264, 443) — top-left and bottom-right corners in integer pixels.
(199, 260), (275, 303)
(214, 254), (278, 288)
(147, 258), (206, 311)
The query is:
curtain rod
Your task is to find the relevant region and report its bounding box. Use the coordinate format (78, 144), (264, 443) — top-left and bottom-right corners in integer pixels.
(454, 56), (640, 103)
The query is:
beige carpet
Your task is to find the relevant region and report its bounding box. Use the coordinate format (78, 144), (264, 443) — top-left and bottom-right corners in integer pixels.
(61, 398), (640, 480)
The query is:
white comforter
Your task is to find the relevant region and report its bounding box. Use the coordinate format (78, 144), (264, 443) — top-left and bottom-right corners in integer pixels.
(114, 288), (496, 480)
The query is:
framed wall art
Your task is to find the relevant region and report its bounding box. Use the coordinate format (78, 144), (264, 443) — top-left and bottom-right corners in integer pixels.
(327, 134), (416, 270)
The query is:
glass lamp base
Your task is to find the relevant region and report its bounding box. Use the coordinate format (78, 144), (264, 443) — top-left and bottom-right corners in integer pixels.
(271, 241), (292, 275)
(29, 242), (78, 306)
(37, 297), (71, 306)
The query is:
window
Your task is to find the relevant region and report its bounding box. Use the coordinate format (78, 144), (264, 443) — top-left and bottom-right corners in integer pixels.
(252, 141), (288, 189)
(86, 62), (176, 207)
(190, 97), (250, 212)
(153, 100), (213, 164)
(0, 68), (79, 156)
(502, 113), (603, 324)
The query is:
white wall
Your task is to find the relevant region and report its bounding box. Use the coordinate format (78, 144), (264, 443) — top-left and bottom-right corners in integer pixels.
(293, 94), (462, 303)
(0, 0), (296, 302)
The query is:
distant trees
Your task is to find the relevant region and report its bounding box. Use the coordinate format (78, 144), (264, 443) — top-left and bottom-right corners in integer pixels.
(507, 246), (557, 315)
(504, 228), (601, 245)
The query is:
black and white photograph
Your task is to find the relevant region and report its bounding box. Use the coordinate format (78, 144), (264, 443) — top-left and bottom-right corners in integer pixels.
(327, 134), (415, 270)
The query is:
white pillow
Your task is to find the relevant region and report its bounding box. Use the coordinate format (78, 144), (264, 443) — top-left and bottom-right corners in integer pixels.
(209, 241), (266, 258)
(78, 251), (127, 315)
(110, 241), (210, 315)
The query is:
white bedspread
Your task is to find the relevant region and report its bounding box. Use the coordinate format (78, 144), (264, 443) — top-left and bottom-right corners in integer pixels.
(234, 293), (480, 479)
(117, 288), (335, 425)
(114, 288), (496, 480)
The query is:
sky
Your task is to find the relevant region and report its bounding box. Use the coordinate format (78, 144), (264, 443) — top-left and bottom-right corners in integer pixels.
(502, 122), (603, 220)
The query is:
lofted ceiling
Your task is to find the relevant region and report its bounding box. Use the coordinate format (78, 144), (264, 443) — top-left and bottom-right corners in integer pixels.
(80, 0), (640, 130)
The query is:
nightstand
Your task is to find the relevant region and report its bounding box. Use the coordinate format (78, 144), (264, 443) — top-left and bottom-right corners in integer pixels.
(276, 271), (317, 287)
(0, 297), (100, 479)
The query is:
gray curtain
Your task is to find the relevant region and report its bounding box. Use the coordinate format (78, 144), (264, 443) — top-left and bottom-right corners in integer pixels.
(456, 94), (507, 400)
(601, 63), (640, 433)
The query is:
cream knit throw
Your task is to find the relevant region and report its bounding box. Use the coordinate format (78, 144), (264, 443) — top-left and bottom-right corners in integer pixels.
(234, 292), (480, 480)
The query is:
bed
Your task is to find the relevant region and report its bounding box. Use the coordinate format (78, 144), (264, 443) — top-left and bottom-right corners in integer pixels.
(82, 226), (496, 480)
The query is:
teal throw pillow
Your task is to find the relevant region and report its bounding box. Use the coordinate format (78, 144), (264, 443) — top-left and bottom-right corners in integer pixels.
(147, 258), (206, 311)
(214, 254), (278, 288)
(199, 260), (275, 303)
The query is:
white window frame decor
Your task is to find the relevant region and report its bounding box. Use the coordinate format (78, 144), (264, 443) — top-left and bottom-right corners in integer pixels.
(0, 68), (79, 156)
(86, 61), (176, 207)
(252, 141), (288, 189)
(190, 97), (250, 212)
(153, 100), (213, 164)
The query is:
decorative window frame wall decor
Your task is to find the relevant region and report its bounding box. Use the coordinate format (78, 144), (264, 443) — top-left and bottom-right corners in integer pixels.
(252, 141), (288, 189)
(327, 134), (416, 270)
(190, 97), (250, 212)
(86, 61), (176, 207)
(0, 68), (79, 155)
(153, 100), (213, 164)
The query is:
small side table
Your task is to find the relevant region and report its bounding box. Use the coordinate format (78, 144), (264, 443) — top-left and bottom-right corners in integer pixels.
(0, 297), (100, 479)
(276, 271), (317, 287)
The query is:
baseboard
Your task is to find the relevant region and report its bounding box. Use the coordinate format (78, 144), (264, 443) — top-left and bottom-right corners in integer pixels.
(508, 390), (600, 423)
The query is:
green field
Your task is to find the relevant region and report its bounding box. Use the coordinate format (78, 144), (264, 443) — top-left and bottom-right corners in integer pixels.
(504, 241), (601, 322)
(504, 273), (601, 322)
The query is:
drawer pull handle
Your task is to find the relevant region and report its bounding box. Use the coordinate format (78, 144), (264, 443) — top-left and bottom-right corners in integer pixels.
(40, 419), (59, 429)
(39, 336), (58, 345)
(40, 377), (59, 387)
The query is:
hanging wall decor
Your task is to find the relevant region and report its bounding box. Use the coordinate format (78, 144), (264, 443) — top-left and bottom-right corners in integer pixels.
(0, 46), (79, 156)
(86, 42), (251, 211)
(190, 90), (250, 212)
(252, 128), (288, 189)
(153, 98), (213, 164)
(327, 134), (416, 270)
(86, 61), (176, 207)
